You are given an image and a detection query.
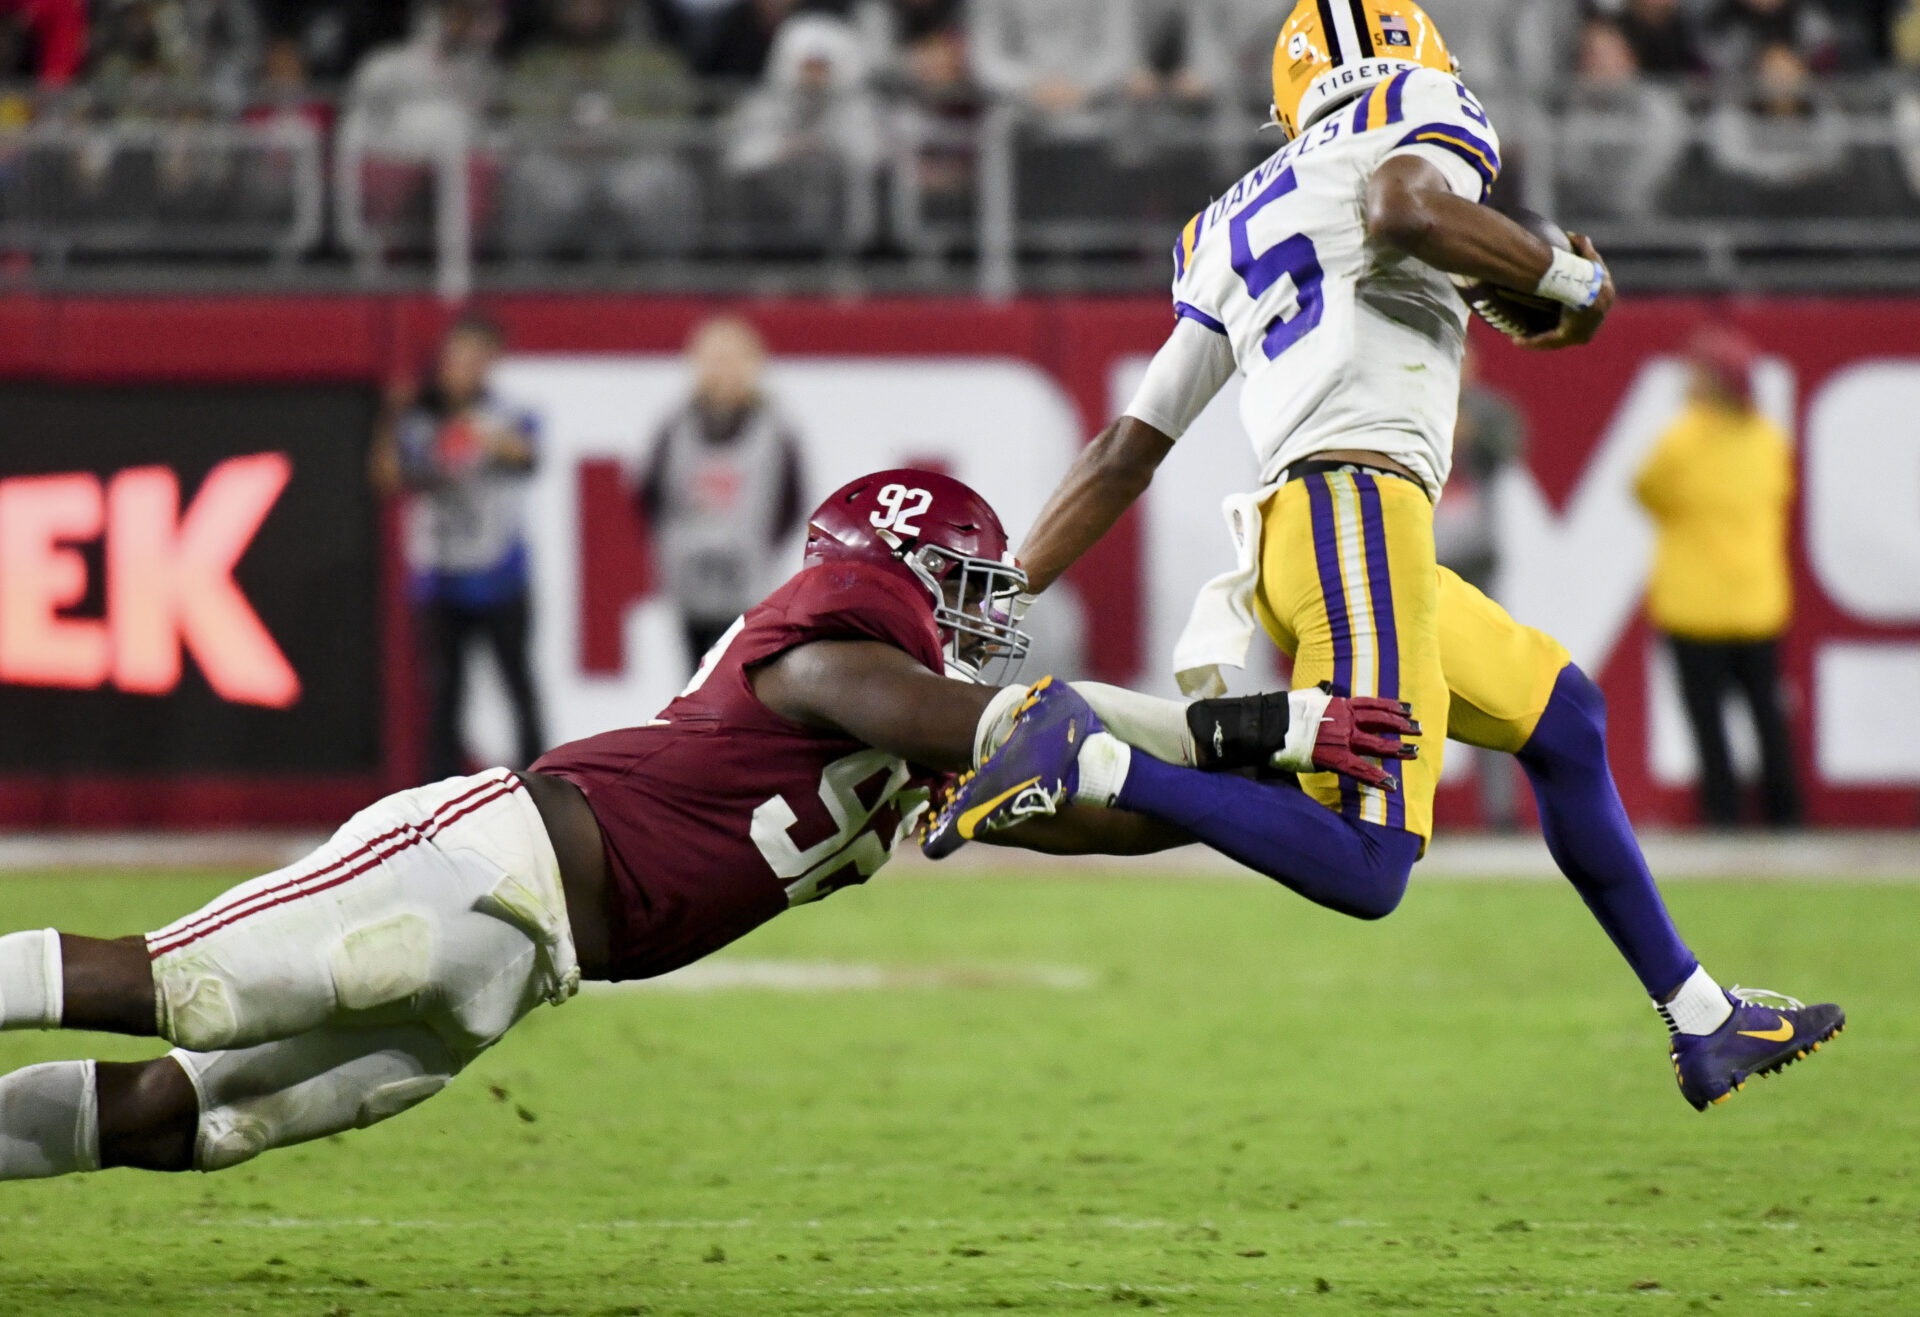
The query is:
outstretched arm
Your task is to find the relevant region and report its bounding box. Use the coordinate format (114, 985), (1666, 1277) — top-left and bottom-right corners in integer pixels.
(1365, 154), (1614, 350)
(1019, 416), (1175, 595)
(751, 639), (993, 773)
(750, 640), (1194, 856)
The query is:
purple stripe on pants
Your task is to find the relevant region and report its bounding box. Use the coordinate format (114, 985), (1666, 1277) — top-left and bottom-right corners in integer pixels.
(1306, 475), (1361, 821)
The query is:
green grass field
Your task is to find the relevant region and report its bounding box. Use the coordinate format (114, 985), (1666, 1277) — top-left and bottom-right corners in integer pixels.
(0, 866), (1915, 1316)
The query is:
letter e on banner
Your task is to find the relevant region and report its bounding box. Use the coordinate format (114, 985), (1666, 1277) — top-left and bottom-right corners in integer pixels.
(0, 473), (109, 688)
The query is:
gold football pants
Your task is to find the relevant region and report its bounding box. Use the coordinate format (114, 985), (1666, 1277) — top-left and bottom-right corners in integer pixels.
(1254, 469), (1572, 845)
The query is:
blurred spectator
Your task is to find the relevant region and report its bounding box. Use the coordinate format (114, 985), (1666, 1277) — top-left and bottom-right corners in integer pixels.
(1560, 19), (1686, 216)
(1130, 0), (1235, 106)
(503, 0), (698, 256)
(637, 316), (806, 672)
(1427, 0), (1519, 86)
(856, 0), (967, 98)
(73, 0), (260, 219)
(343, 0), (500, 151)
(856, 0), (974, 227)
(249, 34), (332, 131)
(1610, 0), (1705, 73)
(696, 0), (795, 78)
(89, 0), (261, 114)
(969, 0), (1138, 114)
(1702, 0), (1833, 73)
(859, 0), (960, 49)
(239, 36), (330, 219)
(1434, 341), (1526, 830)
(1706, 42), (1846, 189)
(1819, 0), (1895, 67)
(373, 312), (547, 780)
(644, 0), (737, 57)
(1209, 0), (1300, 104)
(0, 0), (85, 88)
(256, 0), (410, 83)
(1633, 326), (1801, 828)
(1899, 0), (1920, 62)
(726, 12), (882, 247)
(340, 0), (502, 242)
(1894, 78), (1920, 197)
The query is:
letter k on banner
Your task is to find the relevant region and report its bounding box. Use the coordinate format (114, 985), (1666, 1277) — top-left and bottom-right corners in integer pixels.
(108, 452), (301, 709)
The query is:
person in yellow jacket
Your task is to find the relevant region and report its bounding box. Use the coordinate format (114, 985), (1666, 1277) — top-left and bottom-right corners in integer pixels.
(1634, 326), (1802, 827)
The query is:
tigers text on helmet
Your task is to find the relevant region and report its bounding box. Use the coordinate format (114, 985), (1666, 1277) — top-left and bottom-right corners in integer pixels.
(1271, 0), (1457, 140)
(804, 469), (1032, 684)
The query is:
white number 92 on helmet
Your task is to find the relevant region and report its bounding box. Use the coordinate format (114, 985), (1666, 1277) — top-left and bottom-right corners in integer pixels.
(1271, 0), (1460, 140)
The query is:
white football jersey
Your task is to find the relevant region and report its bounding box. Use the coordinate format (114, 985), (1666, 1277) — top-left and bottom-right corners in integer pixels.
(1165, 65), (1501, 497)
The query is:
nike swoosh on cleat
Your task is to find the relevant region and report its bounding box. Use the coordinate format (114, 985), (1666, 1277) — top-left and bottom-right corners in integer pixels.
(1737, 1014), (1795, 1043)
(958, 777), (1044, 838)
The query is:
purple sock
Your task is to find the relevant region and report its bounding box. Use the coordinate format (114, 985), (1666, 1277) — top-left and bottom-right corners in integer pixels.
(1518, 664), (1698, 998)
(1115, 755), (1420, 920)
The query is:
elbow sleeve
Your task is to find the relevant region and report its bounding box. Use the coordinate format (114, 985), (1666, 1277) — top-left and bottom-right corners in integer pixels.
(1122, 317), (1236, 441)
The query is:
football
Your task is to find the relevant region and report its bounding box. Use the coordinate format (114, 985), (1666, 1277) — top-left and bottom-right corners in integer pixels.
(1457, 207), (1574, 339)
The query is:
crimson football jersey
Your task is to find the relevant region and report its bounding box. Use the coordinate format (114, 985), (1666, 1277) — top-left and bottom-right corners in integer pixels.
(534, 559), (948, 980)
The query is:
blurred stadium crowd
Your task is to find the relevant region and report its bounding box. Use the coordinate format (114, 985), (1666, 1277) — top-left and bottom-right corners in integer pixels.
(1, 0), (1917, 289)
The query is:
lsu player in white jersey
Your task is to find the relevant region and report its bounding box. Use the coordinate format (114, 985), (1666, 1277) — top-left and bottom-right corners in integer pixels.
(951, 0), (1842, 1112)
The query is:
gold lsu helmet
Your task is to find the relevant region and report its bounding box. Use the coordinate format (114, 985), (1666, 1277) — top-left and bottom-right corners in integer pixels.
(1271, 0), (1458, 139)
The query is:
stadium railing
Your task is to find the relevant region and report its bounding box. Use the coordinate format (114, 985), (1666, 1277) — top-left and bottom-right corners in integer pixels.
(1, 74), (1915, 296)
(0, 116), (324, 269)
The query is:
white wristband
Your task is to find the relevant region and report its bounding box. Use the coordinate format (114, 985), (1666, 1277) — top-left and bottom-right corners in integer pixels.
(1534, 247), (1603, 310)
(1270, 688), (1332, 774)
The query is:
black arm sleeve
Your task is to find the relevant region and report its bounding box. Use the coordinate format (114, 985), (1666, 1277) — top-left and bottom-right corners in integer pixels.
(1186, 691), (1293, 770)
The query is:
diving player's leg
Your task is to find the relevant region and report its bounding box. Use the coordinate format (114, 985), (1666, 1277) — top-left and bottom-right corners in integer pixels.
(0, 794), (480, 1179)
(96, 1056), (198, 1171)
(141, 768), (576, 1058)
(5, 1024), (465, 1179)
(167, 1025), (459, 1172)
(0, 769), (579, 1179)
(0, 930), (154, 1037)
(0, 944), (190, 1178)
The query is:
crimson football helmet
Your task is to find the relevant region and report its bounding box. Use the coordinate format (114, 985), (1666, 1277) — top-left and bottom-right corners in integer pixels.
(805, 469), (1032, 683)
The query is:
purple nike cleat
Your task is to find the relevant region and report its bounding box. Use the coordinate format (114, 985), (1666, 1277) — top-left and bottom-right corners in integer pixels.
(921, 676), (1102, 860)
(1669, 986), (1845, 1111)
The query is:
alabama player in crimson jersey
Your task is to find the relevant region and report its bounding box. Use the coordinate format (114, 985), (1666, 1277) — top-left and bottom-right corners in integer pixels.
(0, 468), (1412, 1180)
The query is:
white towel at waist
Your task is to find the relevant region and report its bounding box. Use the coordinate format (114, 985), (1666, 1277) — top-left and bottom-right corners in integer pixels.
(1172, 484), (1281, 698)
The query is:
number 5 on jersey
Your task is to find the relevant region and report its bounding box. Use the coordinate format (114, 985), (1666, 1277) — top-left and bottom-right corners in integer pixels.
(1230, 165), (1326, 361)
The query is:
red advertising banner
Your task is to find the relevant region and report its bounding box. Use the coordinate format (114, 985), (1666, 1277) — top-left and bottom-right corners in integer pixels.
(0, 294), (1914, 829)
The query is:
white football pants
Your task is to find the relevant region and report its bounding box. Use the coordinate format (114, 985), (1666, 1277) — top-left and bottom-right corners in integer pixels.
(146, 769), (580, 1171)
